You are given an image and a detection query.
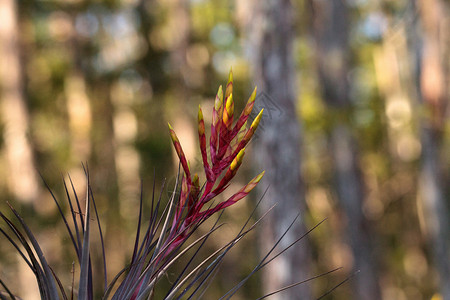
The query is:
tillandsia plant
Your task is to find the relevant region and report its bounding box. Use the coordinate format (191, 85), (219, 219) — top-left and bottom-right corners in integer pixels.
(165, 70), (264, 253)
(0, 70), (341, 300)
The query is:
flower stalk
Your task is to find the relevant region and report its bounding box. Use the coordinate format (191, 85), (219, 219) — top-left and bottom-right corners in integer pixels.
(166, 68), (264, 250)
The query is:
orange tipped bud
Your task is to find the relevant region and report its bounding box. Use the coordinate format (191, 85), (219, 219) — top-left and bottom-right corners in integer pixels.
(250, 108), (264, 130)
(250, 86), (257, 101)
(198, 105), (204, 121)
(243, 87), (257, 116)
(211, 147), (245, 195)
(168, 122), (191, 182)
(212, 86), (224, 131)
(226, 94), (234, 115)
(214, 85), (223, 112)
(229, 87), (257, 140)
(243, 170), (265, 193)
(230, 148), (245, 171)
(168, 123), (178, 142)
(228, 108), (264, 160)
(253, 170), (265, 182)
(198, 106), (205, 135)
(225, 68), (233, 99)
(223, 94), (234, 127)
(218, 170), (265, 206)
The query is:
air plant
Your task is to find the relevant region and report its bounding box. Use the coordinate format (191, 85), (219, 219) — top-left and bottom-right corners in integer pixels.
(0, 70), (341, 300)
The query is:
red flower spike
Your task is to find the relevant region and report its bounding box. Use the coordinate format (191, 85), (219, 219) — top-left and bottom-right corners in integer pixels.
(230, 147), (245, 171)
(212, 86), (224, 128)
(228, 108), (264, 162)
(222, 93), (234, 131)
(212, 148), (245, 195)
(217, 93), (234, 162)
(198, 106), (205, 136)
(175, 174), (190, 224)
(243, 87), (257, 117)
(230, 87), (257, 139)
(198, 170), (265, 221)
(168, 123), (191, 185)
(225, 68), (233, 100)
(198, 106), (213, 181)
(221, 170), (265, 206)
(249, 108), (264, 132)
(210, 86), (223, 164)
(181, 174), (189, 203)
(167, 75), (265, 259)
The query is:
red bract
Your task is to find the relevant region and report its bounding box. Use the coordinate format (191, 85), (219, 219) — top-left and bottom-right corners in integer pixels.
(167, 69), (264, 246)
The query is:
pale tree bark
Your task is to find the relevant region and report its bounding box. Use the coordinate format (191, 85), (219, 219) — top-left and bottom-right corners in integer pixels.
(243, 0), (311, 298)
(412, 0), (450, 298)
(0, 0), (40, 203)
(310, 1), (381, 299)
(0, 1), (41, 298)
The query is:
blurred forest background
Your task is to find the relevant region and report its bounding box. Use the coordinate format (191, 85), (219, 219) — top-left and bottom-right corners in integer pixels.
(0, 0), (449, 299)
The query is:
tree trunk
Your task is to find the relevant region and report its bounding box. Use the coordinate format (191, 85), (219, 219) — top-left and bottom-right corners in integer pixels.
(419, 127), (450, 300)
(311, 1), (381, 299)
(0, 0), (40, 203)
(244, 0), (312, 298)
(0, 1), (41, 298)
(413, 0), (450, 298)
